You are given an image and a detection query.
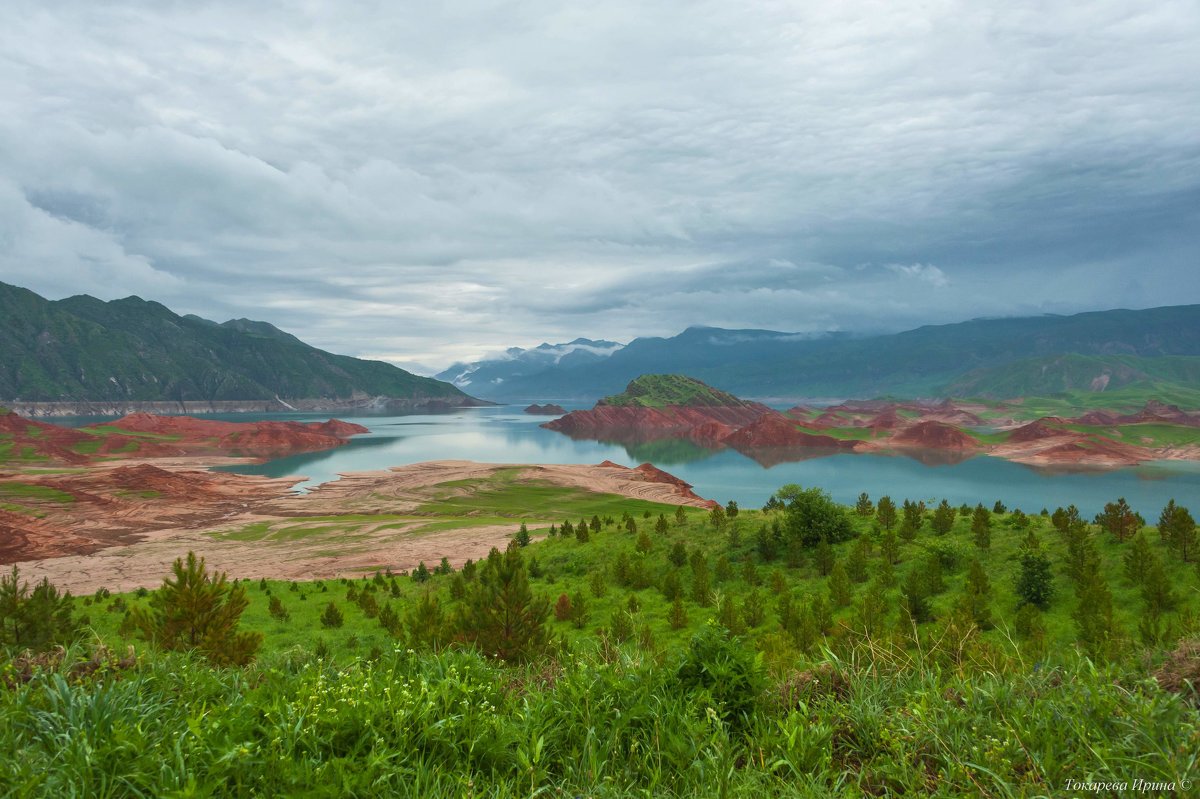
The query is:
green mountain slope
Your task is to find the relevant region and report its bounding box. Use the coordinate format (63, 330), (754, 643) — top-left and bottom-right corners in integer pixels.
(0, 282), (471, 405)
(944, 354), (1200, 400)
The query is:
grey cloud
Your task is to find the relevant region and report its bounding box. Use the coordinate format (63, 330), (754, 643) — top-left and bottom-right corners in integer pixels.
(1, 0), (1197, 369)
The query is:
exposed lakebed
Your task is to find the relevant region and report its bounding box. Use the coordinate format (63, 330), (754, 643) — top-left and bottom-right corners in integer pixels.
(53, 405), (1198, 518)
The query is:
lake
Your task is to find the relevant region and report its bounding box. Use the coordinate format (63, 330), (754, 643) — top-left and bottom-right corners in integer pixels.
(163, 405), (1200, 519)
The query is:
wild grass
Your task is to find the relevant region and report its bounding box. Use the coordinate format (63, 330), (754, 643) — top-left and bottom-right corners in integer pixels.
(1, 638), (1196, 798)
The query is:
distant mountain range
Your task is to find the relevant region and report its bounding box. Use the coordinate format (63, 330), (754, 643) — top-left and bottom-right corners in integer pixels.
(435, 338), (624, 391)
(443, 306), (1200, 402)
(0, 281), (478, 414)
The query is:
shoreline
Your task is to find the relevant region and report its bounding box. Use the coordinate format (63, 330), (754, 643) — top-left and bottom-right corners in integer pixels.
(2, 458), (715, 593)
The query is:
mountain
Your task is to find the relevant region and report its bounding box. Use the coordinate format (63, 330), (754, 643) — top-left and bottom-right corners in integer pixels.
(943, 354), (1200, 398)
(0, 281), (479, 412)
(459, 306), (1200, 402)
(436, 338), (623, 391)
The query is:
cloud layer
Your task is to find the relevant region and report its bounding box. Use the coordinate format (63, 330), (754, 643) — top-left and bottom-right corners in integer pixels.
(2, 1), (1198, 369)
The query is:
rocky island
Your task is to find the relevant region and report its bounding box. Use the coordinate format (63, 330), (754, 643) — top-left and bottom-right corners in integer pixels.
(543, 374), (1200, 469)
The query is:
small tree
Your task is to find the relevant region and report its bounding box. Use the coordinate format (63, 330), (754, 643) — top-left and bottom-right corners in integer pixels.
(675, 506), (687, 526)
(0, 567), (78, 652)
(957, 559), (993, 630)
(1095, 498), (1142, 543)
(589, 569), (607, 598)
(690, 559), (712, 607)
(742, 589), (765, 627)
(900, 567), (931, 624)
(717, 595), (744, 635)
(378, 602), (401, 636)
(931, 499), (956, 536)
(726, 500), (739, 518)
(268, 595), (290, 622)
(412, 562), (431, 583)
(971, 504), (992, 550)
(458, 545), (549, 662)
(575, 522), (590, 543)
(655, 514), (669, 535)
(405, 591), (447, 651)
(668, 597), (688, 629)
(876, 496), (897, 532)
(1124, 532), (1154, 585)
(814, 538), (835, 576)
(846, 537), (870, 583)
(668, 540), (688, 568)
(1160, 503), (1197, 562)
(130, 552), (262, 666)
(554, 593), (573, 622)
(855, 492), (874, 517)
(515, 523), (531, 547)
(828, 562), (852, 608)
(899, 500), (922, 541)
(635, 531), (654, 554)
(1015, 536), (1054, 610)
(710, 504), (728, 532)
(320, 602), (344, 629)
(569, 589), (589, 629)
(1141, 553), (1178, 617)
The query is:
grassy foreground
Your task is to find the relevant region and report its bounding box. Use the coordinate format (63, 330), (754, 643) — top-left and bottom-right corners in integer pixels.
(4, 477), (1200, 797)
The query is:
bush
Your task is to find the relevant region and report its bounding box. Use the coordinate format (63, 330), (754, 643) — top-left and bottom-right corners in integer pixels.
(675, 623), (765, 730)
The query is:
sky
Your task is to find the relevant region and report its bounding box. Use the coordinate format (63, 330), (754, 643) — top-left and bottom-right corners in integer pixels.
(2, 1), (1198, 373)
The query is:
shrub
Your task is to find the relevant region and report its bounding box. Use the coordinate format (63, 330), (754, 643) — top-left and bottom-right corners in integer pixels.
(675, 623), (765, 730)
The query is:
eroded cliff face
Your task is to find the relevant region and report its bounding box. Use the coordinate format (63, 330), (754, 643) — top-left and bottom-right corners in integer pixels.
(544, 403), (772, 439)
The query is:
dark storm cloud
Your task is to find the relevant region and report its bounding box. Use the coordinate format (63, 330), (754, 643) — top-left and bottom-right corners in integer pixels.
(1, 0), (1197, 369)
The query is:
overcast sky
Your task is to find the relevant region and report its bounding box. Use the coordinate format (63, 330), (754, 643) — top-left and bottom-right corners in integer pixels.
(2, 1), (1198, 372)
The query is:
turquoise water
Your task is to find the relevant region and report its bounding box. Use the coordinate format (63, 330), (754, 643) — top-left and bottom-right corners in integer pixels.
(150, 406), (1200, 518)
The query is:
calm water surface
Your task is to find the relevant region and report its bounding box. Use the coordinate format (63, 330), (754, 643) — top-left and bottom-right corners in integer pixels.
(100, 405), (1200, 518)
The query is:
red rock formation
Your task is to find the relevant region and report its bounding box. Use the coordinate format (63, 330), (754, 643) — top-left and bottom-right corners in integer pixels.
(1007, 418), (1069, 443)
(544, 404), (772, 440)
(722, 413), (858, 450)
(1075, 410), (1119, 426)
(865, 408), (903, 432)
(1120, 401), (1200, 427)
(1023, 436), (1149, 467)
(890, 421), (980, 450)
(524, 403), (567, 415)
(632, 463), (719, 508)
(0, 411), (92, 464)
(688, 421), (740, 446)
(104, 414), (368, 458)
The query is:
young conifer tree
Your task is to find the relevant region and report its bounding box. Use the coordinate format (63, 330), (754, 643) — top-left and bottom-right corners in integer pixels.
(130, 552), (262, 666)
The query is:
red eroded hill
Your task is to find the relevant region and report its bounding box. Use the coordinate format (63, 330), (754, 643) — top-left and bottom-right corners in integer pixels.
(721, 413), (858, 450)
(1007, 418), (1070, 443)
(891, 421), (980, 450)
(101, 413), (368, 457)
(544, 404), (770, 439)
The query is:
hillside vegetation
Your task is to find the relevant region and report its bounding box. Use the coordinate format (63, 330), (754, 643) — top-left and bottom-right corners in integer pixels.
(946, 354), (1200, 401)
(4, 477), (1200, 796)
(600, 374), (754, 408)
(0, 281), (468, 404)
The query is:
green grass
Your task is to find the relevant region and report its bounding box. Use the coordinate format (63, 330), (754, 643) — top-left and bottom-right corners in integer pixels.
(9, 482), (1200, 797)
(0, 482), (75, 503)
